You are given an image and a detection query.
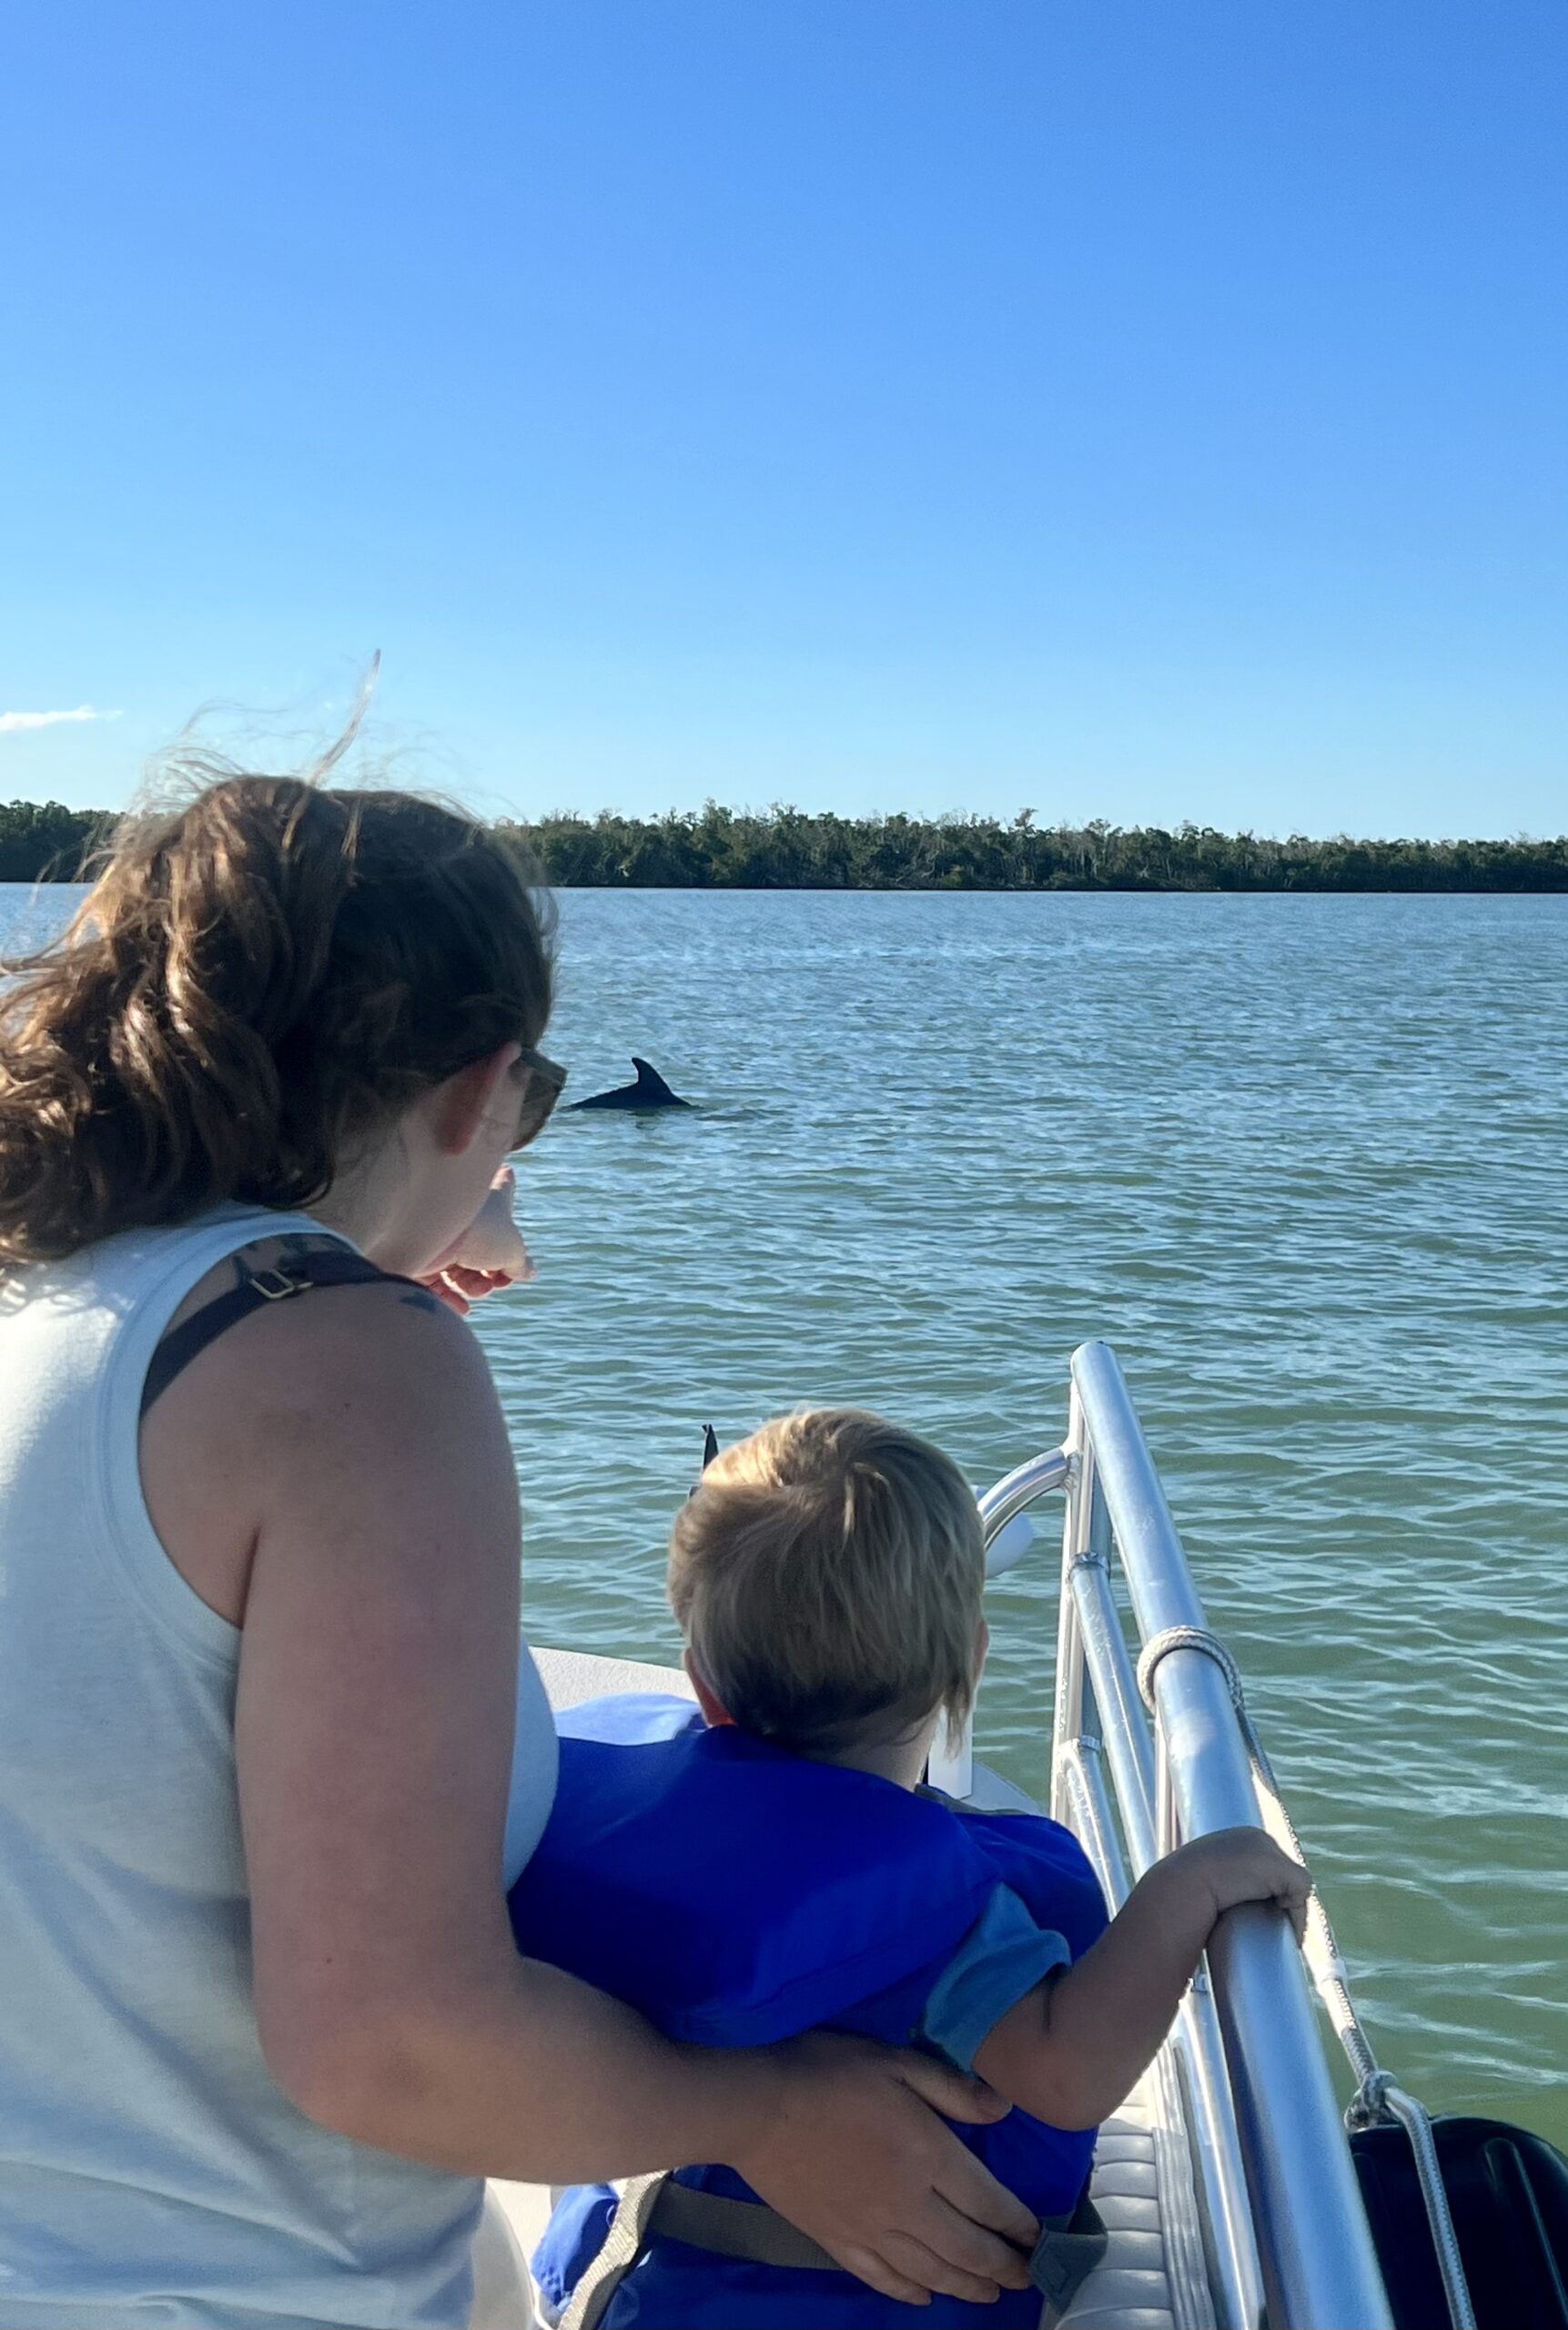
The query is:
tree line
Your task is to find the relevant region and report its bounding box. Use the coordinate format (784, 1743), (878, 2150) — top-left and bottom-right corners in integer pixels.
(517, 807), (1568, 891)
(4, 797), (1566, 892)
(0, 803), (114, 883)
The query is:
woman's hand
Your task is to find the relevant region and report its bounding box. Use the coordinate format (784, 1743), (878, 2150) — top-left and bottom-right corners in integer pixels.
(420, 1168), (535, 1314)
(733, 2031), (1038, 2305)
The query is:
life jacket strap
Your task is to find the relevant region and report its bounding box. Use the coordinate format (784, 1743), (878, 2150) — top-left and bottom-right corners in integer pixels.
(557, 2173), (668, 2330)
(1032, 2188), (1110, 2327)
(558, 2173), (1108, 2329)
(649, 2177), (842, 2273)
(558, 2173), (837, 2330)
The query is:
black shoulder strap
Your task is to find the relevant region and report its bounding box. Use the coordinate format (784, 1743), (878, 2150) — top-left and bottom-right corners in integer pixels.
(140, 1249), (421, 1417)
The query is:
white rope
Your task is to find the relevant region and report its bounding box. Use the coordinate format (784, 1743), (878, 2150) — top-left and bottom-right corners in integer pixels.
(1136, 1623), (1477, 2330)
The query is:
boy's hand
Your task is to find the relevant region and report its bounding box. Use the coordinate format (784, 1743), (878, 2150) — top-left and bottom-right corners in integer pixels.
(973, 1827), (1313, 2133)
(1168, 1827), (1311, 1942)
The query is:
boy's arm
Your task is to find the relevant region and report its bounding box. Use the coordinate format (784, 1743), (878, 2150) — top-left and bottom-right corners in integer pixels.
(974, 1828), (1310, 2131)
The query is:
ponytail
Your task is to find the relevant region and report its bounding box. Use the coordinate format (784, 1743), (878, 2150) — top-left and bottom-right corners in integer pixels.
(0, 773), (554, 1270)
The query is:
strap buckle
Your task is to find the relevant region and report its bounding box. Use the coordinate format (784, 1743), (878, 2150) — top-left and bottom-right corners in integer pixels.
(247, 1265), (312, 1302)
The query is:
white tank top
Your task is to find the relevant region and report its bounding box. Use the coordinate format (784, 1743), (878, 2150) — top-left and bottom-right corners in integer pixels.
(0, 1208), (559, 2329)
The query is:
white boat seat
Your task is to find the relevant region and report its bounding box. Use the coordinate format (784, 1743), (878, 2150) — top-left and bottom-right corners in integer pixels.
(530, 1642), (697, 1713)
(1061, 2109), (1179, 2330)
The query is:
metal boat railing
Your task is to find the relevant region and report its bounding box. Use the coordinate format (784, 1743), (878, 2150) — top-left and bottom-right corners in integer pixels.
(929, 1340), (1393, 2330)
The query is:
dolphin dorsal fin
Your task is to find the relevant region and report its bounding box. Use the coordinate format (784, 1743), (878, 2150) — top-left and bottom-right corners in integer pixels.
(631, 1057), (674, 1099)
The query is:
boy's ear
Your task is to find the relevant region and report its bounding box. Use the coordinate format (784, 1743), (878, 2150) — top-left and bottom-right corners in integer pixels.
(683, 1648), (735, 1729)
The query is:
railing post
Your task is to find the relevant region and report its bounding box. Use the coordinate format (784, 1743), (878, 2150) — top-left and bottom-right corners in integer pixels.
(1050, 1395), (1092, 1825)
(929, 1446), (1069, 1800)
(1070, 1340), (1393, 2330)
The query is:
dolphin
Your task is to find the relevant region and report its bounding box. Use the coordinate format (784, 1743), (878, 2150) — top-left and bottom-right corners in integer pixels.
(688, 1423), (721, 1500)
(567, 1057), (691, 1112)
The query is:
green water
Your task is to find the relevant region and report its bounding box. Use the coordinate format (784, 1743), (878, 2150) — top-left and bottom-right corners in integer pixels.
(501, 888), (1567, 2147)
(5, 885), (1564, 2144)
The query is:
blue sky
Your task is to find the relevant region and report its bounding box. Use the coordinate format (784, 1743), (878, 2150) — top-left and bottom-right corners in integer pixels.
(2, 2), (1564, 835)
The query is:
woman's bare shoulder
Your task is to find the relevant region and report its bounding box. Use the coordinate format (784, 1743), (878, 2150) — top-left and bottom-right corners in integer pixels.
(141, 1257), (512, 1626)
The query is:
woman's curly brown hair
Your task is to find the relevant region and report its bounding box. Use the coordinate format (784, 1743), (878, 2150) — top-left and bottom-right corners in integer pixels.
(0, 771), (554, 1271)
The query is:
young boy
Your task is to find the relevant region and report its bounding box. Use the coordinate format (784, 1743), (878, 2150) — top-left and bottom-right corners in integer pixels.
(511, 1409), (1308, 2330)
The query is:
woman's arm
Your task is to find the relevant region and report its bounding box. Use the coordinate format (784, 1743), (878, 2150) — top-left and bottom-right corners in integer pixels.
(225, 1291), (1035, 2305)
(974, 1829), (1310, 2130)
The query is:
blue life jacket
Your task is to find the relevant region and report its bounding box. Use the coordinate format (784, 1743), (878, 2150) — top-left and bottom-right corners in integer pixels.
(511, 1694), (1108, 2330)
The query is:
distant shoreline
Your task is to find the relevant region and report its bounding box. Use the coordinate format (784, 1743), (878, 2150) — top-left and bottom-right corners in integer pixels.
(5, 801), (1566, 893)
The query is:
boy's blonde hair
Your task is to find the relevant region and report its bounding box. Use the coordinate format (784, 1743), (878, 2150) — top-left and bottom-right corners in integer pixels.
(667, 1408), (985, 1755)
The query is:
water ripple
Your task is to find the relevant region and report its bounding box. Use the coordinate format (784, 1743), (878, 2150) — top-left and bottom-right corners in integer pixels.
(498, 890), (1567, 2144)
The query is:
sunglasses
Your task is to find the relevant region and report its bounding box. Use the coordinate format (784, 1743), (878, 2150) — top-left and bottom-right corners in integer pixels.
(511, 1046), (568, 1152)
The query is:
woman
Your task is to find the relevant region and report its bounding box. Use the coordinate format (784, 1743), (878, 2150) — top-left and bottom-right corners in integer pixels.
(0, 773), (1036, 2329)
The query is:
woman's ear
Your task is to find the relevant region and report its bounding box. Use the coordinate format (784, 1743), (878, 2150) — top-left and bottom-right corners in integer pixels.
(683, 1648), (735, 1730)
(430, 1043), (521, 1158)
